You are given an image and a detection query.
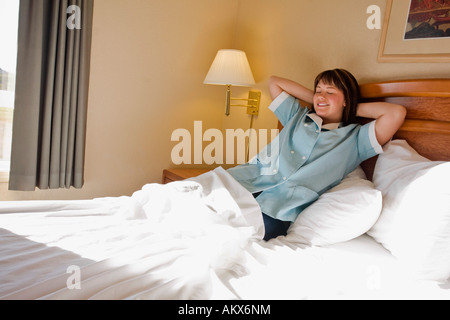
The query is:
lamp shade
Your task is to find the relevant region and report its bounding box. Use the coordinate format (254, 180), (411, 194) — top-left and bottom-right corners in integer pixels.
(204, 49), (255, 87)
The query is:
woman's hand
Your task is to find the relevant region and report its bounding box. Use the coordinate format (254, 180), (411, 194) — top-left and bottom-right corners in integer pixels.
(357, 102), (407, 146)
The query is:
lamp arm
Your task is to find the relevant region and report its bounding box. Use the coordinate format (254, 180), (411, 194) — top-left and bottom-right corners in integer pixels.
(231, 98), (259, 101)
(223, 87), (261, 116)
(225, 85), (231, 116)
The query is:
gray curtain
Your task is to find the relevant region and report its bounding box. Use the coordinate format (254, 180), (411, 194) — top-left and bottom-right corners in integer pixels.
(9, 0), (94, 191)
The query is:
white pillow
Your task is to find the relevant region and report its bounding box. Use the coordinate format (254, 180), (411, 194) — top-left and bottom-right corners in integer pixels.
(368, 140), (450, 282)
(286, 166), (382, 246)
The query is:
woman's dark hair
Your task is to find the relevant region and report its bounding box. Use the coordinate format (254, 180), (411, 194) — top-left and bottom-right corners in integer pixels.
(313, 69), (360, 125)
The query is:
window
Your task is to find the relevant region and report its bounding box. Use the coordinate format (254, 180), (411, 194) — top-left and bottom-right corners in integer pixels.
(0, 0), (19, 182)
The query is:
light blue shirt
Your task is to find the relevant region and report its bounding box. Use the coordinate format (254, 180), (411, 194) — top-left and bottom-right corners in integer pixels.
(227, 91), (383, 222)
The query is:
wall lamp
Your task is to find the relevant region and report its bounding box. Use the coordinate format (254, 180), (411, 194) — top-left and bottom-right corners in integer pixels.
(204, 49), (261, 116)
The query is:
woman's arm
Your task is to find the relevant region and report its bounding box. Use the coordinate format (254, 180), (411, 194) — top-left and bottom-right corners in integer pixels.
(268, 76), (314, 103)
(357, 102), (407, 146)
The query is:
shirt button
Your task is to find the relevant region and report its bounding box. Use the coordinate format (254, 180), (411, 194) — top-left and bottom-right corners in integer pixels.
(291, 151), (295, 154)
(304, 123), (309, 127)
(316, 130), (320, 133)
(302, 156), (306, 160)
(273, 169), (278, 174)
(283, 177), (287, 180)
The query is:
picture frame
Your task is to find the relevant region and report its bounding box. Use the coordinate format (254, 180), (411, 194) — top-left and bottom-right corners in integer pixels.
(378, 0), (450, 62)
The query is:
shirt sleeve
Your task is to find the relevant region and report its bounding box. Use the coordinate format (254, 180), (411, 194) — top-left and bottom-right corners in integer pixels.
(268, 91), (306, 127)
(357, 120), (384, 162)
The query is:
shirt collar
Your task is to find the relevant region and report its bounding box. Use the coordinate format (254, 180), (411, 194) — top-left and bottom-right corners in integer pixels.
(307, 113), (342, 130)
(322, 122), (342, 130)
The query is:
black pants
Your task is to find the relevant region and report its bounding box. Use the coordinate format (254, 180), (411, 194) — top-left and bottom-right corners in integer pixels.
(253, 192), (291, 241)
(262, 213), (291, 241)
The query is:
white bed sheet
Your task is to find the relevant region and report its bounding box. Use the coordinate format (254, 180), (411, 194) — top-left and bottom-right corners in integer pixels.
(227, 234), (450, 300)
(0, 168), (449, 300)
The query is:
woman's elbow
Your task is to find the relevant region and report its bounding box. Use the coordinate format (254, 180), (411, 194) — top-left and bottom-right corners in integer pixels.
(375, 104), (407, 146)
(394, 104), (407, 124)
(389, 104), (407, 134)
(268, 76), (283, 99)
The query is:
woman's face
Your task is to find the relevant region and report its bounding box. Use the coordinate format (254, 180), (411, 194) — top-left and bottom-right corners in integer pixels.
(313, 80), (346, 124)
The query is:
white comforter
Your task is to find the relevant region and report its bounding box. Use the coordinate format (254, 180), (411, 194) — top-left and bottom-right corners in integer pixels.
(0, 168), (448, 300)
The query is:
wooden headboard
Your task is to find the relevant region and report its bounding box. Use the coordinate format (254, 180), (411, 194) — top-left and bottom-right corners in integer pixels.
(277, 79), (450, 180)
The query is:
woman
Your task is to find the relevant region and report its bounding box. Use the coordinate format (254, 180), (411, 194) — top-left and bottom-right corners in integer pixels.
(227, 69), (407, 240)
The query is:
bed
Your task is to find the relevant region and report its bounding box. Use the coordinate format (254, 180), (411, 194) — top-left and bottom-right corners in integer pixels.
(1, 78), (449, 300)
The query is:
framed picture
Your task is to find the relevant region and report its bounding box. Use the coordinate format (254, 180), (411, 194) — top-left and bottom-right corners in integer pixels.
(378, 0), (450, 62)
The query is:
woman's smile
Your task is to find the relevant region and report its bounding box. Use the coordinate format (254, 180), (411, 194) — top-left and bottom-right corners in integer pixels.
(313, 80), (346, 123)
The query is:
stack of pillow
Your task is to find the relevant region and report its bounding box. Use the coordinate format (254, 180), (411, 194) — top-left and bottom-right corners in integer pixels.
(286, 139), (450, 282)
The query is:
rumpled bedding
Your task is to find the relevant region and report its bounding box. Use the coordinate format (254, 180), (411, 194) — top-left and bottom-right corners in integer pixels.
(0, 168), (448, 300)
(0, 167), (262, 299)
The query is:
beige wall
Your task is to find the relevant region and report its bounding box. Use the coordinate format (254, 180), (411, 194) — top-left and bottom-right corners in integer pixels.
(231, 0), (450, 133)
(1, 0), (449, 200)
